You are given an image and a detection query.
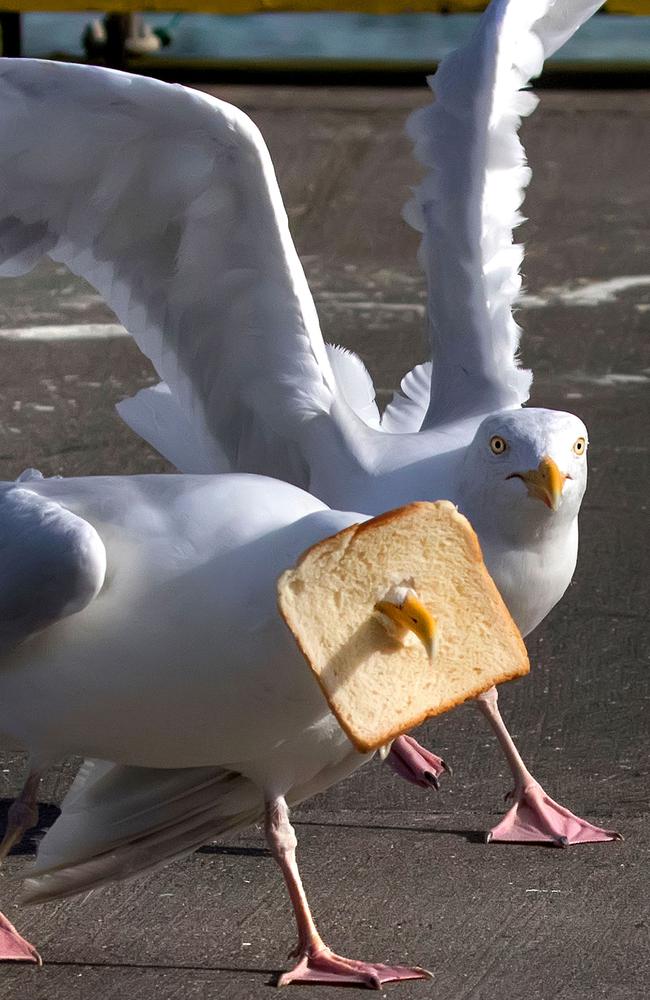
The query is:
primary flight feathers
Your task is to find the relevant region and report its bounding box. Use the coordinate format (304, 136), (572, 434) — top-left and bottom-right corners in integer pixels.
(404, 0), (603, 426)
(0, 59), (334, 484)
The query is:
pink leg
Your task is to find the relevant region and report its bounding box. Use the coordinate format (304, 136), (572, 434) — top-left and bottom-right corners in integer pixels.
(477, 688), (622, 847)
(265, 797), (431, 988)
(385, 735), (451, 790)
(0, 770), (43, 964)
(0, 771), (41, 862)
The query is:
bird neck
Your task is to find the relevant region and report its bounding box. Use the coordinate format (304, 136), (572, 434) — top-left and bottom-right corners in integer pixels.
(466, 497), (579, 553)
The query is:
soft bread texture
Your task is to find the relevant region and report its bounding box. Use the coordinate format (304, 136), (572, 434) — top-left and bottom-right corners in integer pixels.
(278, 501), (529, 752)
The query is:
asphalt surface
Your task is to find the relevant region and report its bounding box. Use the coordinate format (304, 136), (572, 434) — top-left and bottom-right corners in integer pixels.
(0, 85), (648, 999)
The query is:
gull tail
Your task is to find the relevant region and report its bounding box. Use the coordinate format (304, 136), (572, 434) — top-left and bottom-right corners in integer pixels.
(22, 759), (263, 903)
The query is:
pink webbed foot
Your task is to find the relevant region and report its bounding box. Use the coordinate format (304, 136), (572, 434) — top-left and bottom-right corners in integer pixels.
(0, 911), (41, 964)
(385, 735), (451, 791)
(278, 944), (432, 988)
(487, 780), (623, 847)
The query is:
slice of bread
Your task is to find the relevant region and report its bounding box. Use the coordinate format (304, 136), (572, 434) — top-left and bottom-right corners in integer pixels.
(278, 500), (529, 753)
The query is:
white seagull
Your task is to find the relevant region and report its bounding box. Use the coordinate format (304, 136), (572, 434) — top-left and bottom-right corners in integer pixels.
(0, 470), (440, 986)
(0, 0), (620, 851)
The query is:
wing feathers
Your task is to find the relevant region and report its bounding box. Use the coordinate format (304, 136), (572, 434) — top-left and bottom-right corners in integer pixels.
(116, 382), (225, 474)
(0, 483), (106, 651)
(23, 761), (262, 902)
(0, 60), (336, 483)
(325, 344), (380, 429)
(380, 362), (432, 435)
(406, 0), (604, 427)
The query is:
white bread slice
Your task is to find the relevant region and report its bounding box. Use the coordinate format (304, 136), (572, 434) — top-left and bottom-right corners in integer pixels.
(278, 501), (529, 753)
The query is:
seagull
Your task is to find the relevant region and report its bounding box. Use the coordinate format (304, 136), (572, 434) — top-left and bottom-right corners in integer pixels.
(0, 470), (440, 986)
(0, 1), (620, 850)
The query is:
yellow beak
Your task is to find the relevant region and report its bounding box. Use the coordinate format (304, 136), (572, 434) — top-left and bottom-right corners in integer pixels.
(508, 455), (567, 511)
(374, 592), (438, 661)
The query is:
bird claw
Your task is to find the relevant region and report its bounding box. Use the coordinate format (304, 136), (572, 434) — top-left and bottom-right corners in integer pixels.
(277, 944), (432, 988)
(385, 735), (451, 791)
(486, 780), (623, 846)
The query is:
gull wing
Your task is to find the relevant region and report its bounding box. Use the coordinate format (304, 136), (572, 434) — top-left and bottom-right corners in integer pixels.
(0, 481), (106, 652)
(405, 0), (604, 429)
(0, 59), (359, 485)
(23, 760), (262, 902)
(119, 343), (380, 474)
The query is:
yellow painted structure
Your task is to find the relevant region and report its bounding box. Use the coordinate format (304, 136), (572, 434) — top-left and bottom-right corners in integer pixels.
(0, 1), (648, 15)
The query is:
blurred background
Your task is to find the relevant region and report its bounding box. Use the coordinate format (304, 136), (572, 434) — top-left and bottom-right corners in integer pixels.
(0, 2), (648, 82)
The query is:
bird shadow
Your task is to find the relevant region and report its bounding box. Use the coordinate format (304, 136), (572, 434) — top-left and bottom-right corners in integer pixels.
(2, 799), (557, 860)
(197, 844), (271, 858)
(294, 816), (487, 845)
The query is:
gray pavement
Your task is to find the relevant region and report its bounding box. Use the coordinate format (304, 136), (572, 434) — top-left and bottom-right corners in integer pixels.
(0, 86), (648, 999)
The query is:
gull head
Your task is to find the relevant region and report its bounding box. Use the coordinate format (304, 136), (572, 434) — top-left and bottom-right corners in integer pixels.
(374, 585), (438, 661)
(459, 408), (588, 539)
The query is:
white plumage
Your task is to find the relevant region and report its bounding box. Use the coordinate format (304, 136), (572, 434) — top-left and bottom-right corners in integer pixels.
(0, 5), (603, 496)
(0, 474), (364, 786)
(0, 0), (620, 972)
(0, 473), (436, 984)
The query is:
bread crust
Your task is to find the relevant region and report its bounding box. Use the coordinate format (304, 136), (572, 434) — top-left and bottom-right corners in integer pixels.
(335, 662), (528, 754)
(278, 500), (529, 753)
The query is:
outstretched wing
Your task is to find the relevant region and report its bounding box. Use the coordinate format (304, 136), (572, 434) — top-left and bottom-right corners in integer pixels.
(0, 479), (106, 652)
(405, 0), (604, 429)
(0, 59), (355, 484)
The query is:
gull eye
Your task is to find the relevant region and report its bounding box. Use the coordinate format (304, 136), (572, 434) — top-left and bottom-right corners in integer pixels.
(489, 435), (508, 455)
(573, 436), (587, 456)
